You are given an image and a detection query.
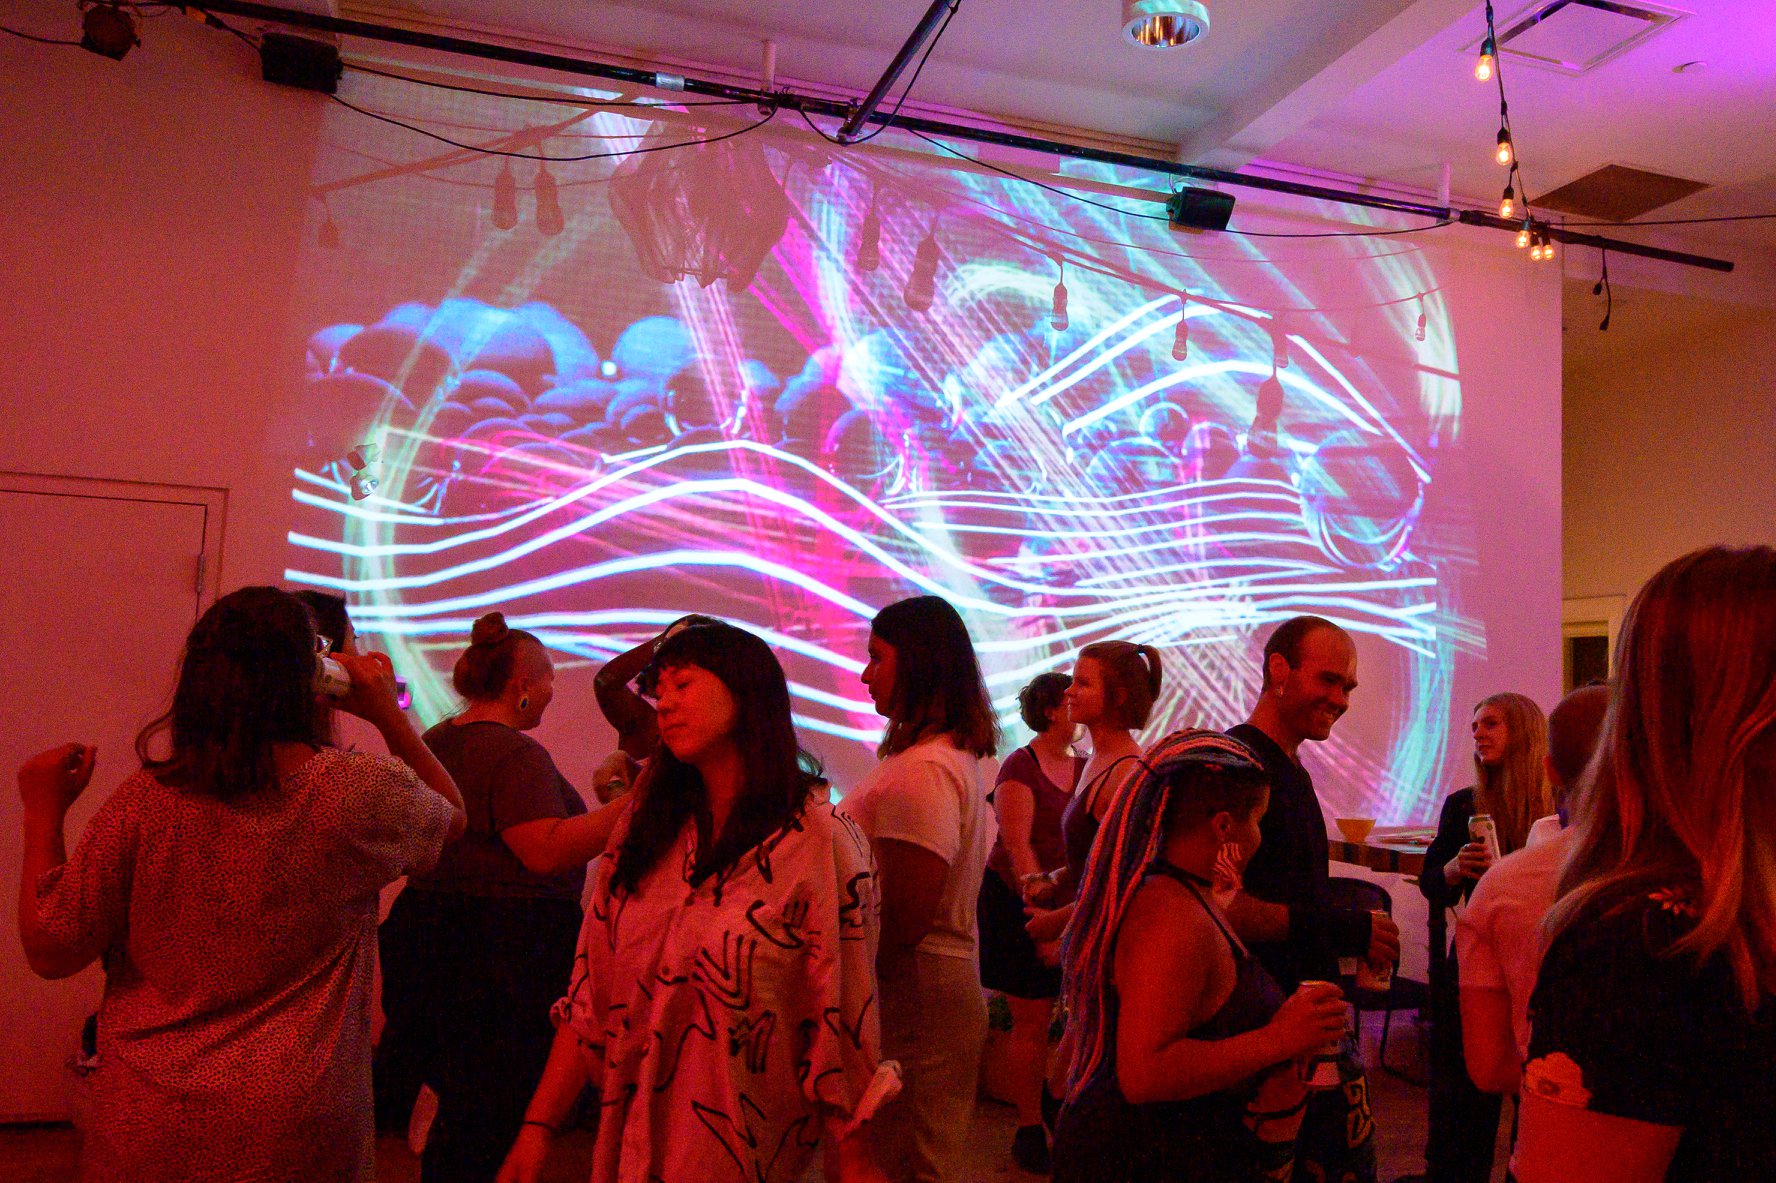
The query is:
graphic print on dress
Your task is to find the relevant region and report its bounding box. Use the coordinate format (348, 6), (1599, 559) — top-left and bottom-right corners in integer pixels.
(836, 871), (873, 942)
(696, 929), (759, 1011)
(691, 1096), (822, 1183)
(747, 896), (812, 949)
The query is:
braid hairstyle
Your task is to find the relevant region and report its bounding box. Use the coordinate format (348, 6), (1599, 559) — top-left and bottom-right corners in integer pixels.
(1060, 727), (1266, 1102)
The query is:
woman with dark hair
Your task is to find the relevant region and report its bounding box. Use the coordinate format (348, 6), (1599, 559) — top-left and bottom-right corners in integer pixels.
(377, 611), (629, 1183)
(496, 622), (896, 1183)
(977, 670), (1081, 1172)
(1516, 546), (1776, 1183)
(295, 588), (357, 656)
(838, 594), (999, 1183)
(17, 586), (465, 1182)
(1050, 729), (1346, 1183)
(591, 612), (722, 763)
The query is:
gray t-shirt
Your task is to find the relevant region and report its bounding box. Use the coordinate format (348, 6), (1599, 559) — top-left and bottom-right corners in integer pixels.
(410, 720), (587, 900)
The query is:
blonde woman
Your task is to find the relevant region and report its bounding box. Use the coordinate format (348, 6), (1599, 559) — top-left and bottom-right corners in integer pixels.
(1516, 546), (1776, 1183)
(1419, 691), (1552, 1183)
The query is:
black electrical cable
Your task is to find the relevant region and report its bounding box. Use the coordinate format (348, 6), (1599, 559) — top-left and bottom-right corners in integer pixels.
(345, 60), (756, 110)
(328, 91), (779, 160)
(0, 23), (83, 45)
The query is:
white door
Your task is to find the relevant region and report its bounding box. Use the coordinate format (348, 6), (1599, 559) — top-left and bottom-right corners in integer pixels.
(0, 477), (219, 1121)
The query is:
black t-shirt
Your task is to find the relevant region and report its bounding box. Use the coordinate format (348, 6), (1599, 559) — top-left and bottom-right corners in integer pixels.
(1227, 723), (1336, 991)
(409, 720), (588, 900)
(1420, 787), (1478, 910)
(1526, 885), (1776, 1181)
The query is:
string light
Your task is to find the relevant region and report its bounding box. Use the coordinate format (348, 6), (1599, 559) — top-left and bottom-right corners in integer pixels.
(1500, 178), (1516, 220)
(491, 160), (518, 230)
(1475, 34), (1496, 82)
(1415, 301), (1428, 342)
(1051, 258), (1069, 332)
(1495, 126), (1514, 167)
(855, 201), (881, 273)
(1516, 219), (1532, 249)
(1171, 293), (1189, 360)
(533, 159), (564, 236)
(904, 226), (940, 313)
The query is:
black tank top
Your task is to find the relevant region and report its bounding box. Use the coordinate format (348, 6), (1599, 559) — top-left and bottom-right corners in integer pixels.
(1051, 862), (1312, 1183)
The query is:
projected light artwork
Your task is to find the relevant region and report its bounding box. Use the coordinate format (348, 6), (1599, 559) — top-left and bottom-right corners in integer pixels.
(286, 76), (1462, 816)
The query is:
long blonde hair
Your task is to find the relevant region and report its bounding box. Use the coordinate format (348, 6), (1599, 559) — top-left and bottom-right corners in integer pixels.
(1473, 692), (1552, 854)
(1548, 545), (1776, 1009)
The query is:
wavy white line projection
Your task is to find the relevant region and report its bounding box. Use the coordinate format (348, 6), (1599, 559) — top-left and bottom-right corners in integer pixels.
(286, 78), (1470, 816)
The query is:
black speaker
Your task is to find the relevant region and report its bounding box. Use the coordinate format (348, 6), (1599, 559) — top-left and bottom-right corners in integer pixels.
(260, 32), (344, 94)
(1166, 187), (1236, 232)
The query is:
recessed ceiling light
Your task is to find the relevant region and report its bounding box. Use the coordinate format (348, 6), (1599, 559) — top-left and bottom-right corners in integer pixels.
(1122, 0), (1210, 49)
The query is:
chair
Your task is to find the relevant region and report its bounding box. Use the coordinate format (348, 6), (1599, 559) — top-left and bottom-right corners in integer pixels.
(1323, 876), (1426, 1083)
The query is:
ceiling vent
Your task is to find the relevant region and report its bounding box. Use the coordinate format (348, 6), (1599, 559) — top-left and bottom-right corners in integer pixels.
(1534, 164), (1709, 221)
(1477, 0), (1689, 76)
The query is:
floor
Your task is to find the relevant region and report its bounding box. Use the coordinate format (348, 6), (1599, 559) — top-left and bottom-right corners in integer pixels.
(0, 1011), (1510, 1183)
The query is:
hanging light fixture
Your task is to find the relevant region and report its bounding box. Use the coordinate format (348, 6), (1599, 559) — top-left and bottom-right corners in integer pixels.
(318, 206), (340, 249)
(904, 227), (940, 313)
(492, 160), (519, 230)
(1415, 303), (1428, 342)
(533, 159), (564, 236)
(1500, 176), (1516, 220)
(1172, 294), (1190, 360)
(1516, 219), (1532, 250)
(1050, 259), (1069, 332)
(855, 201), (881, 273)
(1122, 0), (1210, 49)
(1475, 34), (1496, 82)
(1495, 127), (1514, 167)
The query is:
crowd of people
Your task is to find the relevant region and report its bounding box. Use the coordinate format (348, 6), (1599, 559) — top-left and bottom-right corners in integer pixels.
(14, 543), (1775, 1182)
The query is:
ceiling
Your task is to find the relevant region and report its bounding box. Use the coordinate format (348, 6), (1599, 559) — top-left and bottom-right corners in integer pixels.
(343, 0), (1776, 259)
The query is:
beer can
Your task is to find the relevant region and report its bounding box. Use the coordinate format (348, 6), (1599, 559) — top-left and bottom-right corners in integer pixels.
(1469, 813), (1502, 863)
(1356, 910), (1393, 992)
(1297, 980), (1345, 1089)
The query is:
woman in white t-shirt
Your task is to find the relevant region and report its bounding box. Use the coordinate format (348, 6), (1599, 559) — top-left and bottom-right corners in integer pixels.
(839, 594), (1000, 1183)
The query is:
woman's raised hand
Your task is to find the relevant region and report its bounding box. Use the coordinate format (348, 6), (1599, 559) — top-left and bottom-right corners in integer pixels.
(18, 743), (96, 818)
(331, 651), (404, 726)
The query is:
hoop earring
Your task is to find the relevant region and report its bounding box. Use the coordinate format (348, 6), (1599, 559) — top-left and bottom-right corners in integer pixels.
(519, 695), (531, 712)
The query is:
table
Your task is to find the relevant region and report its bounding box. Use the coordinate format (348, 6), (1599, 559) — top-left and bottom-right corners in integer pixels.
(1327, 829), (1433, 877)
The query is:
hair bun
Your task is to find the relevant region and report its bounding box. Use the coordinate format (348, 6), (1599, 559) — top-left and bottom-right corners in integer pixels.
(470, 611), (511, 646)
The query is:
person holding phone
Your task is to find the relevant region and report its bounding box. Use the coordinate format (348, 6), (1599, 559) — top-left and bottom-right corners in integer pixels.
(16, 585), (465, 1183)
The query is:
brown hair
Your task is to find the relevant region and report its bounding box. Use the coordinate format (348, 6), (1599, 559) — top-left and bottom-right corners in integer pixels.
(1549, 545), (1776, 1009)
(1260, 615), (1345, 691)
(1018, 671), (1072, 733)
(1546, 684), (1610, 799)
(1472, 692), (1553, 854)
(1078, 640), (1163, 730)
(452, 611), (542, 702)
(871, 595), (999, 759)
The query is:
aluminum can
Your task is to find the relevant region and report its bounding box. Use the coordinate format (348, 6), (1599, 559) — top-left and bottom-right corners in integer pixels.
(1356, 910), (1394, 991)
(1297, 980), (1345, 1089)
(1470, 813), (1502, 863)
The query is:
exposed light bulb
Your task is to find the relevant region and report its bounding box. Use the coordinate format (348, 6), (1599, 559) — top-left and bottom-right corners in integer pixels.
(533, 162), (564, 236)
(1051, 263), (1069, 332)
(1171, 297), (1190, 361)
(903, 230), (940, 313)
(1475, 36), (1496, 82)
(492, 160), (519, 230)
(1495, 128), (1514, 167)
(1516, 221), (1532, 250)
(855, 203), (881, 273)
(1415, 309), (1428, 342)
(1500, 183), (1515, 220)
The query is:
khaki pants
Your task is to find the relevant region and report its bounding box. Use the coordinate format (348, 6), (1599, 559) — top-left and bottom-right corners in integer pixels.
(873, 949), (990, 1183)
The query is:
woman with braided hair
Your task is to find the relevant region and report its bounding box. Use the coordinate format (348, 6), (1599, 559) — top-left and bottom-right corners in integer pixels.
(1049, 729), (1349, 1183)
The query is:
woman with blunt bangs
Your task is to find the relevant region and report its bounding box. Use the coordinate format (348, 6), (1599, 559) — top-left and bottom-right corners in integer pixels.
(839, 595), (999, 1183)
(1050, 730), (1345, 1183)
(1516, 546), (1776, 1183)
(498, 622), (896, 1183)
(17, 587), (465, 1183)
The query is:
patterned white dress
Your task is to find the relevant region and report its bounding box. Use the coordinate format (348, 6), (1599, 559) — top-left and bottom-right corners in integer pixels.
(557, 796), (899, 1183)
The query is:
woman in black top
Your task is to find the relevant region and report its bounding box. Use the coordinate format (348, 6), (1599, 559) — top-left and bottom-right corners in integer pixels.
(378, 612), (627, 1183)
(1517, 546), (1776, 1183)
(1051, 729), (1347, 1183)
(1419, 691), (1551, 1183)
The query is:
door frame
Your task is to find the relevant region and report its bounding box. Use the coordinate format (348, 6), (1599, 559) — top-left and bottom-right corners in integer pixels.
(0, 471), (229, 614)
